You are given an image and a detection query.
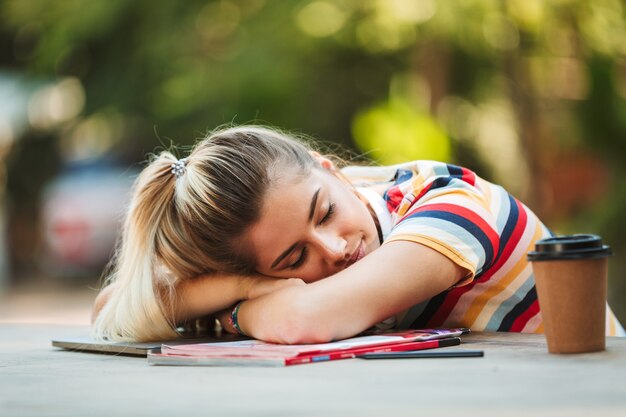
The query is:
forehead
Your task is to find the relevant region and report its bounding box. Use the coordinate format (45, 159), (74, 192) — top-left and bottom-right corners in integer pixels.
(244, 169), (326, 265)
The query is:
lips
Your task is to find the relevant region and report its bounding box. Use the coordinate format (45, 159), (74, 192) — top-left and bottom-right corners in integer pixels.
(347, 241), (365, 266)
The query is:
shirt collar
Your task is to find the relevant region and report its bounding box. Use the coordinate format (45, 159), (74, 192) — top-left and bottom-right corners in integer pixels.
(356, 187), (392, 242)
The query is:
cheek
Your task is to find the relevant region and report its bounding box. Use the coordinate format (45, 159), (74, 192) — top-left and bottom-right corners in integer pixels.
(256, 262), (329, 282)
(266, 268), (328, 283)
(347, 197), (375, 231)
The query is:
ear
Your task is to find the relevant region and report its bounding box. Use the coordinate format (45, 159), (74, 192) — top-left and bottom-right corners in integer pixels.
(310, 150), (355, 189)
(309, 151), (336, 171)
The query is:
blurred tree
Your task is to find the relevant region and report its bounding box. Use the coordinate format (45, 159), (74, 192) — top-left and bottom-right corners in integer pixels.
(0, 0), (403, 147)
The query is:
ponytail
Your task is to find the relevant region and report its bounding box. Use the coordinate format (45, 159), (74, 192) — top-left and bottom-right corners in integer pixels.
(91, 152), (180, 341)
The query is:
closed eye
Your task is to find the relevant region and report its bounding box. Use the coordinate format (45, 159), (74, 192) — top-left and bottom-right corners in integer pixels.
(288, 202), (334, 270)
(319, 202), (335, 225)
(288, 247), (308, 270)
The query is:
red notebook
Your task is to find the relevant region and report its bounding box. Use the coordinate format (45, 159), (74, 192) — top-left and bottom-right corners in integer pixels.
(147, 328), (467, 367)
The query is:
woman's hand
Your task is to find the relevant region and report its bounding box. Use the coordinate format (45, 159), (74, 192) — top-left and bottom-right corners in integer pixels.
(218, 277), (306, 335)
(216, 308), (235, 334)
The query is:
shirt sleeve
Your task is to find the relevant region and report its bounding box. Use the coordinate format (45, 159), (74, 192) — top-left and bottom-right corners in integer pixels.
(383, 162), (501, 288)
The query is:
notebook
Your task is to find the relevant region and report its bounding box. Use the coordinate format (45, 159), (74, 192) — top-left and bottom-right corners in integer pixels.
(52, 331), (248, 356)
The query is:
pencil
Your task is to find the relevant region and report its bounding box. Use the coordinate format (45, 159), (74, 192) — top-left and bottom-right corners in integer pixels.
(357, 349), (484, 359)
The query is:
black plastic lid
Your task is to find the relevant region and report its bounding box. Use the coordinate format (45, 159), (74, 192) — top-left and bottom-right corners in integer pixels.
(527, 234), (612, 261)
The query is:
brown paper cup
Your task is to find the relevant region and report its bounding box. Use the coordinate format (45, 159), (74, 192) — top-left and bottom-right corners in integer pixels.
(532, 257), (607, 353)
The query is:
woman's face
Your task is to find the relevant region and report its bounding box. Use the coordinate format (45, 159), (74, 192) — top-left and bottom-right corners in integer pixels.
(243, 164), (381, 282)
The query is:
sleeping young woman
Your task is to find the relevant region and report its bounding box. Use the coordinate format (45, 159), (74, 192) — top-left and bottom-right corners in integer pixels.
(91, 125), (625, 343)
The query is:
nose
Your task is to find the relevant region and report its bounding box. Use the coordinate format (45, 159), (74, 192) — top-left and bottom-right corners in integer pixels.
(314, 230), (348, 265)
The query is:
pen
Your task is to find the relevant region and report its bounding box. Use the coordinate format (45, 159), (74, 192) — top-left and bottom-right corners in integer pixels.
(357, 349), (484, 359)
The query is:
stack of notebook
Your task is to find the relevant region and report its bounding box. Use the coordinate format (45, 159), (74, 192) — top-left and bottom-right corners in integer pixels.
(53, 328), (473, 367)
(146, 328), (469, 367)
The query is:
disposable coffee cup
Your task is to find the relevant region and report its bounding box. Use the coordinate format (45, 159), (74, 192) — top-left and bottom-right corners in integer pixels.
(527, 234), (612, 354)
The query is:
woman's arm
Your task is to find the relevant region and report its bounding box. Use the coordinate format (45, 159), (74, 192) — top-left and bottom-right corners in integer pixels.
(91, 273), (305, 325)
(174, 275), (305, 323)
(235, 241), (468, 344)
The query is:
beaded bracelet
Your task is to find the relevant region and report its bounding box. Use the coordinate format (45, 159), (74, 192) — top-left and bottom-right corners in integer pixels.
(228, 301), (247, 336)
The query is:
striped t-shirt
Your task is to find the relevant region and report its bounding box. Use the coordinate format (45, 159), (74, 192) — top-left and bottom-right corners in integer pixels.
(344, 160), (625, 336)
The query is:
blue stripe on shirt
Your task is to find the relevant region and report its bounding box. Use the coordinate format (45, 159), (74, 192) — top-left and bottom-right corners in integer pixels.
(403, 210), (495, 272)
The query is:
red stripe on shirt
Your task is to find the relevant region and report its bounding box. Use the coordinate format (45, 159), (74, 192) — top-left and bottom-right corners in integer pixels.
(461, 167), (476, 186)
(385, 186), (404, 213)
(509, 299), (540, 332)
(403, 202), (501, 261)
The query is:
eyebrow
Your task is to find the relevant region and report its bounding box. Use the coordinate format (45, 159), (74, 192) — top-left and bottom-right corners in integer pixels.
(270, 187), (320, 269)
(308, 188), (320, 222)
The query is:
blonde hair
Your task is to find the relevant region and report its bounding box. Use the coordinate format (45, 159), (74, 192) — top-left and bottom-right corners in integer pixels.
(91, 126), (317, 341)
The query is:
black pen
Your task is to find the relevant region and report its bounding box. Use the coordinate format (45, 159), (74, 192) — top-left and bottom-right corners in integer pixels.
(357, 349), (484, 359)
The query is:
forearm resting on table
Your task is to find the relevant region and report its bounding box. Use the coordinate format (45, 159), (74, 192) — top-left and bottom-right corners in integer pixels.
(180, 275), (307, 325)
(172, 273), (253, 322)
(90, 274), (247, 324)
(235, 241), (467, 344)
(91, 273), (305, 325)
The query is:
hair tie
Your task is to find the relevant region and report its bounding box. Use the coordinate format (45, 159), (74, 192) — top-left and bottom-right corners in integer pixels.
(171, 158), (188, 177)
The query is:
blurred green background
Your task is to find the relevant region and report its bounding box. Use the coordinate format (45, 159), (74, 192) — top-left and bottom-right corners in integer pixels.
(0, 0), (625, 322)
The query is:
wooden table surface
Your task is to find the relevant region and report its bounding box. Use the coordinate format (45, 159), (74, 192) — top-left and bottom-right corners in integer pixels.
(2, 323), (626, 417)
